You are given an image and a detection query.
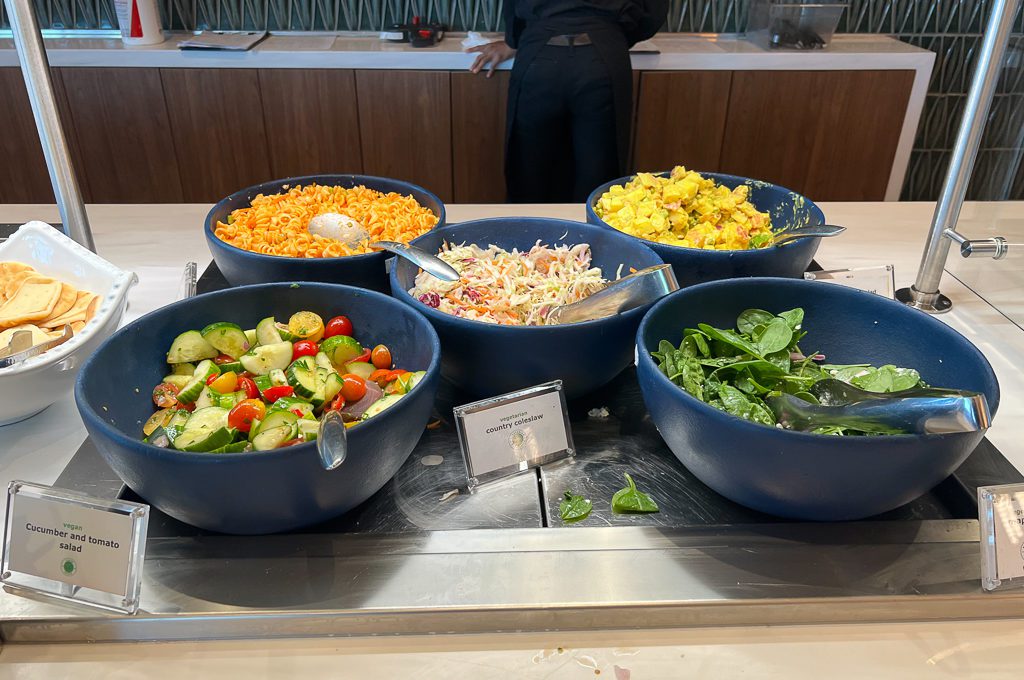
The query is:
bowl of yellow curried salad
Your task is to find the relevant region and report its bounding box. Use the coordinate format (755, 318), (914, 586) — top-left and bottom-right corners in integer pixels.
(586, 168), (826, 287)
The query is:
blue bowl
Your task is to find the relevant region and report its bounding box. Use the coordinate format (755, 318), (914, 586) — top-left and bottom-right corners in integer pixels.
(74, 282), (441, 534)
(390, 217), (664, 400)
(637, 277), (1000, 521)
(205, 175), (445, 293)
(586, 172), (826, 287)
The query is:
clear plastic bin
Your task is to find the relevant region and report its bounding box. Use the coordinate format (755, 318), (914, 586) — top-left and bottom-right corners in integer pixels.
(746, 1), (847, 50)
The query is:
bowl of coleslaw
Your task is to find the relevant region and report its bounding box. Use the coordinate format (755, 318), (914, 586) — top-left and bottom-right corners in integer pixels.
(389, 217), (663, 399)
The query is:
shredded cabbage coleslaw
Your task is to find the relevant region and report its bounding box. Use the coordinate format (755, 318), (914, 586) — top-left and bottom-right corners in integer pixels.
(409, 242), (608, 325)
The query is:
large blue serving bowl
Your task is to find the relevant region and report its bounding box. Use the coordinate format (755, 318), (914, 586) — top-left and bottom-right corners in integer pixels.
(205, 175), (445, 293)
(637, 277), (1000, 521)
(390, 217), (664, 400)
(587, 172), (825, 287)
(74, 282), (441, 534)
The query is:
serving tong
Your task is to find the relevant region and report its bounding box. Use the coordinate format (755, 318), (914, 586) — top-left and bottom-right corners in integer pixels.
(767, 379), (991, 435)
(0, 324), (74, 368)
(546, 264), (680, 324)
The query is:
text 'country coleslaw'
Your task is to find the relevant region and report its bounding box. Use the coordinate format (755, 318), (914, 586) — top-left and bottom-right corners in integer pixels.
(409, 242), (609, 325)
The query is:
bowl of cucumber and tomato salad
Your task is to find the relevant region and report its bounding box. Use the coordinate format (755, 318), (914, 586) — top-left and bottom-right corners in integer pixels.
(74, 282), (440, 535)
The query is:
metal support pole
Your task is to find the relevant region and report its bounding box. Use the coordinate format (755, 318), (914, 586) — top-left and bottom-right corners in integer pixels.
(895, 0), (1022, 314)
(4, 0), (95, 251)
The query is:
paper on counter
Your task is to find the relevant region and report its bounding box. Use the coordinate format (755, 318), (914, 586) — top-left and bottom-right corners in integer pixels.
(462, 31), (495, 50)
(178, 31), (267, 51)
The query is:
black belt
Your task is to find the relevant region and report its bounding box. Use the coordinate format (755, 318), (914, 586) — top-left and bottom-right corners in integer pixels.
(546, 33), (592, 47)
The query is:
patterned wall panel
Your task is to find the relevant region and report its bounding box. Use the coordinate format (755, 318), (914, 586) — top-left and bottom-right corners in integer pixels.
(3, 0), (1024, 201)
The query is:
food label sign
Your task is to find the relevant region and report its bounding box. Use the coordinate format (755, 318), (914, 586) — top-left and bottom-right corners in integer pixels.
(454, 381), (574, 488)
(2, 481), (148, 613)
(979, 484), (1024, 591)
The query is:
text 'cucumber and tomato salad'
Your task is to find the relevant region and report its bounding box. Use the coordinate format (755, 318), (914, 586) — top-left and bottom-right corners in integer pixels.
(142, 311), (425, 453)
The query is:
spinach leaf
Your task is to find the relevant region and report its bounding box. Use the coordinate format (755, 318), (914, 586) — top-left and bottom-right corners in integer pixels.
(678, 355), (705, 400)
(698, 324), (762, 358)
(737, 309), (775, 335)
(757, 317), (794, 354)
(853, 365), (922, 393)
(611, 474), (659, 514)
(559, 491), (593, 523)
(717, 385), (775, 425)
(779, 308), (804, 330)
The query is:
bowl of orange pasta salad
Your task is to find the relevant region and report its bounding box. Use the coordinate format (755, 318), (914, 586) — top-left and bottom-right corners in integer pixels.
(205, 175), (444, 292)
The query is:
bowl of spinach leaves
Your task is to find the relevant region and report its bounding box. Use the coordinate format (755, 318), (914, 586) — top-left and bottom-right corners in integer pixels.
(636, 277), (999, 521)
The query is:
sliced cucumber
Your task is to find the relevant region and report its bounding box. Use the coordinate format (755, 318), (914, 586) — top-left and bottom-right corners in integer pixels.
(166, 330), (218, 364)
(252, 425), (292, 451)
(344, 361), (375, 380)
(363, 394), (405, 419)
(297, 419), (319, 442)
(217, 390), (246, 409)
(405, 370), (427, 392)
(275, 322), (298, 342)
(259, 409), (299, 436)
(194, 386), (218, 409)
(269, 396), (314, 418)
(239, 341), (293, 376)
(218, 360), (243, 374)
(170, 362), (196, 376)
(248, 417), (262, 441)
(323, 372), (344, 403)
(253, 375), (273, 394)
(201, 322), (250, 359)
(255, 317), (282, 345)
(176, 376), (206, 404)
(286, 356), (318, 398)
(314, 352), (334, 373)
(209, 441), (251, 454)
(175, 426), (236, 452)
(193, 359), (220, 380)
(161, 374), (193, 391)
(244, 328), (257, 347)
(320, 335), (362, 368)
(311, 370), (328, 409)
(269, 368), (289, 387)
(180, 406), (229, 432)
(168, 410), (191, 429)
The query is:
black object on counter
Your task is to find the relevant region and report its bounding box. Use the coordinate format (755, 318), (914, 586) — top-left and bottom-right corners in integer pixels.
(769, 18), (826, 49)
(381, 22), (410, 43)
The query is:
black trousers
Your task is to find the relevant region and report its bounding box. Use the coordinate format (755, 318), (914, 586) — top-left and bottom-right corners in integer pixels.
(506, 44), (626, 204)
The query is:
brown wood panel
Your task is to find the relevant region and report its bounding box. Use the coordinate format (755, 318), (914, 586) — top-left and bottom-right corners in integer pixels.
(721, 70), (914, 200)
(451, 71), (509, 203)
(0, 68), (82, 203)
(803, 70), (915, 200)
(160, 69), (272, 202)
(258, 69), (363, 178)
(60, 67), (183, 203)
(632, 71), (733, 173)
(355, 70), (453, 202)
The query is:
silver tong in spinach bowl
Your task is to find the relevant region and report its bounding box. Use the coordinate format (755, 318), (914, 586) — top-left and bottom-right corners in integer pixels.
(767, 379), (991, 435)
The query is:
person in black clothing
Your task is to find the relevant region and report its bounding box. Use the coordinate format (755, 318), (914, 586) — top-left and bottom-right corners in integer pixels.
(469, 1), (668, 203)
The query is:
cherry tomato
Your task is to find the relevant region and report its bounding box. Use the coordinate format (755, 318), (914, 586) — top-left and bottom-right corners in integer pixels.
(261, 385), (294, 403)
(340, 373), (368, 402)
(369, 368), (393, 387)
(152, 382), (179, 408)
(179, 401), (196, 412)
(228, 399), (266, 433)
(292, 340), (319, 362)
(214, 354), (235, 365)
(205, 373), (219, 386)
(329, 393), (346, 412)
(291, 408), (305, 418)
(325, 315), (354, 338)
(353, 347), (372, 364)
(238, 375), (259, 400)
(281, 438), (305, 447)
(371, 344), (392, 370)
(208, 371), (238, 394)
(288, 311), (325, 343)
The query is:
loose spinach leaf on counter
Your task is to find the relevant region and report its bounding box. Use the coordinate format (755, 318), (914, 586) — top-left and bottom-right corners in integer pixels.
(559, 491), (593, 523)
(611, 474), (659, 514)
(651, 307), (929, 436)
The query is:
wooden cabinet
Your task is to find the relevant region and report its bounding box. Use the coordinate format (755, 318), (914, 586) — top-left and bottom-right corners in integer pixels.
(355, 70), (453, 202)
(160, 69), (273, 202)
(632, 71), (733, 174)
(451, 71), (509, 203)
(258, 69), (363, 178)
(60, 68), (183, 203)
(720, 70), (914, 201)
(0, 67), (81, 204)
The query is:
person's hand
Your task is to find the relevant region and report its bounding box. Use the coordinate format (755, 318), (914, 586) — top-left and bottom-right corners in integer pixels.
(468, 40), (516, 78)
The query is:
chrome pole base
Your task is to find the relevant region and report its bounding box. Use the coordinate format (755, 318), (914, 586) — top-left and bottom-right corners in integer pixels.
(895, 286), (953, 314)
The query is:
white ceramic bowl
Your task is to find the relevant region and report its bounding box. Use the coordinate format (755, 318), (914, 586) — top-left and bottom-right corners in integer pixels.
(0, 222), (136, 426)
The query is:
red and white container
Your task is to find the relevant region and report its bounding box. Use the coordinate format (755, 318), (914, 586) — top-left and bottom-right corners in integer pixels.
(113, 0), (165, 45)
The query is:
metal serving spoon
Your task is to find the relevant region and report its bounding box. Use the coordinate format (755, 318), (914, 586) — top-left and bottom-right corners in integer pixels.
(317, 408), (348, 471)
(772, 224), (846, 247)
(767, 382), (991, 435)
(371, 241), (461, 282)
(545, 264), (679, 325)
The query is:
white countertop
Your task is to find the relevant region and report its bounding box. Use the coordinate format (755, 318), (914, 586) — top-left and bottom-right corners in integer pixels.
(0, 32), (934, 71)
(1, 200), (1021, 675)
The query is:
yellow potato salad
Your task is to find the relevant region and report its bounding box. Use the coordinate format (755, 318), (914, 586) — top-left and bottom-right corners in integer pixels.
(594, 167), (774, 250)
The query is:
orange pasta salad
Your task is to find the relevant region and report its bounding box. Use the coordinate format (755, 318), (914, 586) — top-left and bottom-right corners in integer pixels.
(214, 184), (439, 258)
